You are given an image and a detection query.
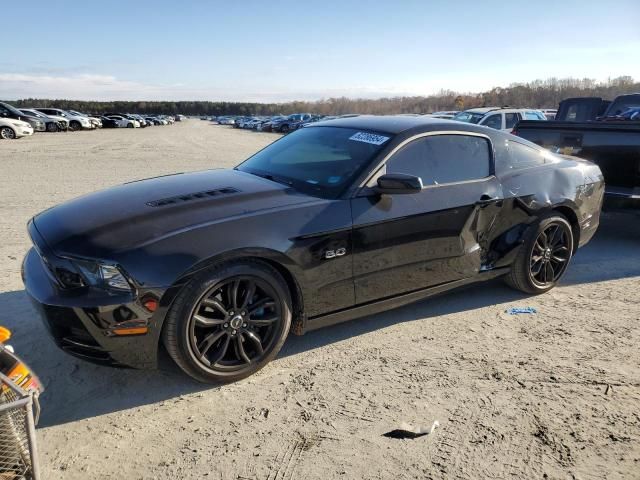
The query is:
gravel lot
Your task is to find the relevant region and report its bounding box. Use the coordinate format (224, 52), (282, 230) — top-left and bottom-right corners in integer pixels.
(1, 121), (639, 479)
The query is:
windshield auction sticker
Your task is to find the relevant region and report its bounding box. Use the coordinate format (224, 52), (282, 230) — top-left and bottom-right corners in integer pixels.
(349, 132), (390, 145)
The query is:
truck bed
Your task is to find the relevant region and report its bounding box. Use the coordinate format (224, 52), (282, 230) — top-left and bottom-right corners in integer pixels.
(514, 120), (640, 201)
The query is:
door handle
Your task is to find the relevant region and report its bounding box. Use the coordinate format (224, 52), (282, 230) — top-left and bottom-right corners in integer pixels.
(477, 194), (499, 205)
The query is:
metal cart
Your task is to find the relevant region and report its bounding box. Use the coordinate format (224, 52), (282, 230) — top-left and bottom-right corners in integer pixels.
(0, 371), (40, 480)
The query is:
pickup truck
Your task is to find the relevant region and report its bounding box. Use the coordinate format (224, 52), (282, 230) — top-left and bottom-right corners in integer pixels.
(513, 93), (640, 208)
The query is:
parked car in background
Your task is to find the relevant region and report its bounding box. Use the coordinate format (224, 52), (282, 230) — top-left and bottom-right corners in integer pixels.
(259, 116), (286, 132)
(97, 116), (119, 128)
(0, 117), (34, 139)
(271, 113), (313, 133)
(106, 115), (139, 128)
(128, 114), (148, 127)
(19, 108), (69, 132)
(66, 110), (102, 129)
(453, 107), (546, 132)
(0, 102), (46, 132)
(34, 108), (92, 131)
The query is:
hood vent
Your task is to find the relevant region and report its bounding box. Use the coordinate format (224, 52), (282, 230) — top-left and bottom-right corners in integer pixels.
(146, 187), (240, 207)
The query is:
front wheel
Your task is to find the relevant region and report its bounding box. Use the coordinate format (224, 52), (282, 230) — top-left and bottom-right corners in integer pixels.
(163, 261), (292, 383)
(0, 127), (16, 139)
(69, 120), (81, 131)
(505, 213), (574, 294)
(127, 122), (134, 128)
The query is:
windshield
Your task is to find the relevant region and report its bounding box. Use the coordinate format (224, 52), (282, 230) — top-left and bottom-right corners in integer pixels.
(21, 110), (43, 118)
(3, 103), (24, 116)
(453, 111), (485, 124)
(236, 126), (392, 198)
(607, 96), (640, 116)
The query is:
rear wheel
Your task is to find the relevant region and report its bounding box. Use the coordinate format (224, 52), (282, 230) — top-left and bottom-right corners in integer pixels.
(163, 261), (292, 383)
(0, 127), (16, 139)
(505, 213), (573, 294)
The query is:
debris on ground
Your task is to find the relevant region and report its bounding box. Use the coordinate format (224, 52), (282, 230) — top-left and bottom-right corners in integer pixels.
(506, 307), (537, 315)
(383, 420), (439, 439)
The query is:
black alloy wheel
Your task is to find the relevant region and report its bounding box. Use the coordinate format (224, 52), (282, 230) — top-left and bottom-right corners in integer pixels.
(69, 120), (81, 131)
(529, 222), (572, 287)
(189, 276), (282, 370)
(505, 213), (574, 294)
(163, 261), (292, 383)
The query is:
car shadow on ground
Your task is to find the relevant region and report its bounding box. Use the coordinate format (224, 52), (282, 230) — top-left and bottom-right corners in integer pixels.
(1, 212), (637, 428)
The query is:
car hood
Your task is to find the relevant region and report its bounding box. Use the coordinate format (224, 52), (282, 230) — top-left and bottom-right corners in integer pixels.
(32, 169), (316, 259)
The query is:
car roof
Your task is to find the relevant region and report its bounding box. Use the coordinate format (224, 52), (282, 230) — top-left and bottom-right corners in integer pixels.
(309, 114), (476, 135)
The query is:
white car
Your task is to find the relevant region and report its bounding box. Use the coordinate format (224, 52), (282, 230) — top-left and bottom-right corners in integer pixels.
(0, 118), (34, 139)
(34, 108), (92, 131)
(453, 107), (547, 132)
(67, 110), (102, 129)
(107, 115), (140, 128)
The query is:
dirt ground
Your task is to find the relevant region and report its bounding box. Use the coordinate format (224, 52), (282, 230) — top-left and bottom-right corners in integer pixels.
(1, 120), (638, 480)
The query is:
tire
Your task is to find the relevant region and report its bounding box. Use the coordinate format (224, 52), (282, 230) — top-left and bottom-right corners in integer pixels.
(163, 260), (292, 383)
(281, 124), (290, 133)
(69, 120), (81, 131)
(127, 122), (135, 128)
(46, 122), (58, 132)
(505, 212), (574, 294)
(0, 127), (16, 140)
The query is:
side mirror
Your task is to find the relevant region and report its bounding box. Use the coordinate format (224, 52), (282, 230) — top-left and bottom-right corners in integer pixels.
(375, 173), (423, 195)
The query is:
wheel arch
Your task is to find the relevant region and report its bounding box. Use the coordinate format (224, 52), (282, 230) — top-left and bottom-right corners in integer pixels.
(161, 248), (306, 336)
(551, 203), (580, 253)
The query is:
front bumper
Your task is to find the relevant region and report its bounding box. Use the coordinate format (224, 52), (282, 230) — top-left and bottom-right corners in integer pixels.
(21, 247), (166, 369)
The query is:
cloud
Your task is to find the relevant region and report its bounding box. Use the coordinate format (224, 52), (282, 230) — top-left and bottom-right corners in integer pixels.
(0, 72), (431, 102)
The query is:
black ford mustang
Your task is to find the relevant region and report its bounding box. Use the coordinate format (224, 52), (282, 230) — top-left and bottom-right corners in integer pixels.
(22, 116), (604, 383)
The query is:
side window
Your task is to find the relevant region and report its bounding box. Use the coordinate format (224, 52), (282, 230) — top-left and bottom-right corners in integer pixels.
(505, 140), (546, 170)
(482, 114), (502, 130)
(505, 113), (520, 129)
(387, 135), (491, 185)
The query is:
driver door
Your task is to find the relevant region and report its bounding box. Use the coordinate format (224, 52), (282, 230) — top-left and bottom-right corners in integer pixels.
(350, 133), (503, 304)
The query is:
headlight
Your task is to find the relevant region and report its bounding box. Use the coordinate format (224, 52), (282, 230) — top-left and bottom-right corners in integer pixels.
(74, 260), (132, 291)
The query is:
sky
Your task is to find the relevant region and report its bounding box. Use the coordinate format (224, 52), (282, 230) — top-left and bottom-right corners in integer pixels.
(1, 1), (639, 102)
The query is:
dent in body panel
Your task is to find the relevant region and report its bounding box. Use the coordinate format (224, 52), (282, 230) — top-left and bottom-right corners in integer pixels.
(350, 177), (503, 304)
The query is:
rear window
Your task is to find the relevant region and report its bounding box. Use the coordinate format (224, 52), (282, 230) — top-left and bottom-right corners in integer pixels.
(495, 139), (548, 174)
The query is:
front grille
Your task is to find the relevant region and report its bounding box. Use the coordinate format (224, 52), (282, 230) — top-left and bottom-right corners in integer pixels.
(146, 187), (240, 207)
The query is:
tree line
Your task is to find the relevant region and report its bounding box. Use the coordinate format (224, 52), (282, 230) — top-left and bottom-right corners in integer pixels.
(5, 76), (638, 116)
